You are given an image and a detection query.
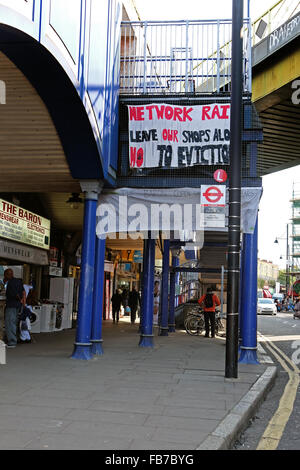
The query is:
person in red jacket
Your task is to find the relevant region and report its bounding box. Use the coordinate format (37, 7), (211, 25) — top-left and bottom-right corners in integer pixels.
(198, 287), (221, 338)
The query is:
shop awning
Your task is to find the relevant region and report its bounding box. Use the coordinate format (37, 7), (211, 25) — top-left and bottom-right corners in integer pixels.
(263, 289), (272, 298)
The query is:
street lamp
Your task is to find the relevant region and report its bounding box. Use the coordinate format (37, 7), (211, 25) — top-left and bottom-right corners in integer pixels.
(274, 223), (291, 296)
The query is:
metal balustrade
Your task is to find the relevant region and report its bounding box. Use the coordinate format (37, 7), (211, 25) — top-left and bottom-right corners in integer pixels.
(120, 19), (252, 95)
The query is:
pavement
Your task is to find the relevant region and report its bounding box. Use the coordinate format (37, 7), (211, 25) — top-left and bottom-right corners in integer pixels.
(0, 318), (277, 450)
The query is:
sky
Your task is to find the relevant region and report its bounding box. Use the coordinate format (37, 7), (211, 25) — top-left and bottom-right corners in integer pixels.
(134, 0), (275, 21)
(132, 0), (298, 269)
(258, 167), (300, 269)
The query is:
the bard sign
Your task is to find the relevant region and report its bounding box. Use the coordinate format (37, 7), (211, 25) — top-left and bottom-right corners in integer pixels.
(0, 199), (50, 250)
(128, 103), (230, 168)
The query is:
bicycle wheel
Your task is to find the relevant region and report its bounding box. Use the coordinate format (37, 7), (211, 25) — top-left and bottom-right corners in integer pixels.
(214, 318), (224, 336)
(185, 316), (203, 335)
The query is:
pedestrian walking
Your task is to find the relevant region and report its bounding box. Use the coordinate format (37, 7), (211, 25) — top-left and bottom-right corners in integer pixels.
(111, 289), (122, 323)
(4, 269), (26, 348)
(121, 288), (129, 315)
(198, 287), (221, 338)
(128, 285), (141, 324)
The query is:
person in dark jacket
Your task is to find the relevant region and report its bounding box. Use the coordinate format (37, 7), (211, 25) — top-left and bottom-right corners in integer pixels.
(4, 269), (25, 348)
(128, 286), (141, 324)
(111, 290), (122, 323)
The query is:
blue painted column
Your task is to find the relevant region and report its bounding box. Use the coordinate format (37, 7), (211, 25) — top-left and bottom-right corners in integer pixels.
(175, 264), (180, 307)
(91, 236), (106, 355)
(238, 237), (245, 355)
(159, 239), (170, 336)
(239, 221), (259, 364)
(138, 240), (147, 333)
(72, 190), (98, 360)
(169, 255), (179, 332)
(139, 236), (155, 348)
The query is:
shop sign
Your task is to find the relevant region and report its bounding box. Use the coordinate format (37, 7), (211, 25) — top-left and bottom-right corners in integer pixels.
(128, 103), (230, 168)
(0, 239), (49, 265)
(0, 199), (50, 250)
(104, 261), (114, 273)
(133, 250), (143, 263)
(49, 247), (59, 267)
(45, 266), (63, 277)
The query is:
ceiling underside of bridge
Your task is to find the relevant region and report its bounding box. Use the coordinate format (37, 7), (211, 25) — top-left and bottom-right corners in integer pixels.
(256, 97), (300, 176)
(0, 52), (81, 193)
(252, 39), (300, 176)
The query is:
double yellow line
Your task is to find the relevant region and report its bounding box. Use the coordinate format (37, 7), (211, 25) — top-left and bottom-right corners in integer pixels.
(256, 334), (300, 450)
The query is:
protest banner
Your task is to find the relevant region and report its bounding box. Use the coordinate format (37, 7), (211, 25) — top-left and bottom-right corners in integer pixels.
(128, 102), (230, 168)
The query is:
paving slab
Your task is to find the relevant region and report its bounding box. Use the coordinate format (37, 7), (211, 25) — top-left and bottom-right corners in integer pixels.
(0, 320), (276, 450)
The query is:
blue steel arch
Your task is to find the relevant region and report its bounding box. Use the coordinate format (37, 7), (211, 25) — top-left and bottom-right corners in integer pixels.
(0, 0), (121, 184)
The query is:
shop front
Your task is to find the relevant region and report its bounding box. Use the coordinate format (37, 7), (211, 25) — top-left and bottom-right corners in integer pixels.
(0, 198), (50, 285)
(0, 199), (51, 339)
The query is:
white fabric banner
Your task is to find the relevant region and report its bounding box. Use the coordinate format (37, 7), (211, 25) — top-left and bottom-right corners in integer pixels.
(128, 103), (230, 168)
(96, 187), (262, 239)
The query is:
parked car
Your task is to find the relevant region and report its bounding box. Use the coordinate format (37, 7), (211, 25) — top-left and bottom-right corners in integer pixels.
(257, 298), (277, 315)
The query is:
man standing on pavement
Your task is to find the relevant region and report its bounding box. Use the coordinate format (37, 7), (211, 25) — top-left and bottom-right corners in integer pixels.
(4, 268), (25, 348)
(198, 287), (221, 338)
(128, 285), (141, 325)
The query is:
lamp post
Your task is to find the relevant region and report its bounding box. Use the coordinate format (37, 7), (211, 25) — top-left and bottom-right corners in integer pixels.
(225, 0), (244, 379)
(274, 223), (291, 296)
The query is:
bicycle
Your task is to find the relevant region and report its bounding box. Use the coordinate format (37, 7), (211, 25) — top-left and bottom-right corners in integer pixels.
(184, 308), (224, 336)
(184, 309), (205, 335)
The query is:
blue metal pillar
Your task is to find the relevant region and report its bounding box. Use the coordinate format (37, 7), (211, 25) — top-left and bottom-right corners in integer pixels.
(238, 237), (245, 355)
(159, 239), (170, 336)
(169, 255), (179, 332)
(175, 263), (180, 307)
(72, 192), (98, 360)
(91, 236), (106, 355)
(139, 237), (155, 347)
(239, 221), (259, 364)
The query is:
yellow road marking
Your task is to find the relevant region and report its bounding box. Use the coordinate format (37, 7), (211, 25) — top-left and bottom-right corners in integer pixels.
(256, 334), (300, 450)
